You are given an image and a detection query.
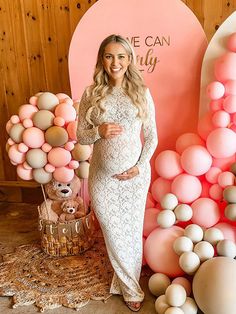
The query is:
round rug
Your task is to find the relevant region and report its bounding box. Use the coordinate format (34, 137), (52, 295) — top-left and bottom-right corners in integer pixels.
(0, 237), (113, 311)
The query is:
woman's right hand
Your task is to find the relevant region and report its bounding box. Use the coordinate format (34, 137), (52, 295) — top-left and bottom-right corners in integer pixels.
(98, 123), (123, 139)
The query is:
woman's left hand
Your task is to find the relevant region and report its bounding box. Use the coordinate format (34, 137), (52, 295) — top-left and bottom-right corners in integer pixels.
(113, 166), (139, 181)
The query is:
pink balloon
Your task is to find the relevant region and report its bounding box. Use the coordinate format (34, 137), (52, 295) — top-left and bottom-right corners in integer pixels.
(18, 104), (38, 121)
(48, 147), (71, 167)
(171, 174), (202, 203)
(54, 103), (76, 123)
(223, 95), (236, 113)
(200, 180), (211, 198)
(8, 144), (26, 164)
(67, 121), (78, 140)
(214, 52), (236, 82)
(206, 128), (236, 158)
(17, 164), (33, 180)
(143, 207), (161, 237)
(212, 155), (236, 171)
(205, 167), (222, 183)
(64, 98), (74, 106)
(41, 143), (52, 153)
(18, 143), (29, 153)
(44, 163), (55, 173)
(10, 115), (20, 124)
(224, 80), (236, 96)
(180, 145), (212, 176)
(56, 93), (70, 100)
(68, 160), (79, 169)
(144, 226), (185, 277)
(23, 161), (32, 170)
(206, 81), (225, 100)
(214, 222), (236, 242)
(227, 33), (236, 52)
(29, 96), (38, 106)
(212, 110), (231, 128)
(176, 133), (205, 154)
(22, 118), (34, 128)
(53, 167), (75, 183)
(209, 184), (223, 201)
(218, 171), (235, 188)
(146, 192), (156, 208)
(7, 138), (15, 146)
(151, 177), (172, 202)
(155, 150), (183, 179)
(209, 99), (223, 112)
(197, 112), (215, 140)
(191, 198), (220, 228)
(64, 142), (75, 151)
(172, 277), (192, 296)
(22, 127), (45, 148)
(54, 116), (65, 126)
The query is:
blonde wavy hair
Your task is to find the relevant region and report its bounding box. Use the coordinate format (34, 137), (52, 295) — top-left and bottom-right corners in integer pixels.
(85, 34), (147, 124)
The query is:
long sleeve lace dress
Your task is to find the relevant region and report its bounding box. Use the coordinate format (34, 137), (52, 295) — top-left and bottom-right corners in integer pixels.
(77, 87), (158, 302)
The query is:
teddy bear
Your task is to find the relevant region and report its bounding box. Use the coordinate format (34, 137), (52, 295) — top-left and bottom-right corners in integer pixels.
(58, 199), (85, 222)
(38, 175), (87, 222)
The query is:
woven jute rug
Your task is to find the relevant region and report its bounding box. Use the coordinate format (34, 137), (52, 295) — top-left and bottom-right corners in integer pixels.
(0, 237), (113, 312)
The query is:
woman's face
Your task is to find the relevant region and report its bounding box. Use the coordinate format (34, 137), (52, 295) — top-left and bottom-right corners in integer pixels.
(102, 42), (130, 86)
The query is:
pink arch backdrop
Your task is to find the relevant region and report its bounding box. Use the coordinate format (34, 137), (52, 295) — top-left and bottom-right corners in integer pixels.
(68, 0), (207, 178)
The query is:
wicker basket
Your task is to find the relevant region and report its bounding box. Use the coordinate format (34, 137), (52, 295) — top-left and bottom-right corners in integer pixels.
(38, 210), (96, 256)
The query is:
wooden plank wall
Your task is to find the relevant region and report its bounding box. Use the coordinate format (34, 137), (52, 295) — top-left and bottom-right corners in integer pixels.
(0, 0), (235, 202)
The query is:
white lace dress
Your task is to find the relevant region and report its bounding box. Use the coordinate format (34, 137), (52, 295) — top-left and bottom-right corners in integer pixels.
(77, 87), (158, 302)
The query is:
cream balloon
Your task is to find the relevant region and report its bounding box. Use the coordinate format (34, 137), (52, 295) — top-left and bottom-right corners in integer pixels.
(184, 224), (204, 243)
(174, 204), (193, 222)
(216, 239), (236, 258)
(164, 308), (184, 314)
(193, 241), (215, 262)
(203, 227), (224, 245)
(173, 236), (193, 256)
(75, 161), (90, 179)
(37, 92), (59, 111)
(179, 252), (200, 275)
(172, 277), (191, 297)
(157, 210), (176, 228)
(165, 284), (187, 307)
(161, 193), (178, 210)
(148, 273), (171, 297)
(155, 295), (169, 314)
(180, 297), (198, 314)
(72, 143), (91, 161)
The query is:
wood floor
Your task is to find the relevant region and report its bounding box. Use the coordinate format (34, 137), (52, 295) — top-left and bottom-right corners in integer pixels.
(0, 202), (157, 314)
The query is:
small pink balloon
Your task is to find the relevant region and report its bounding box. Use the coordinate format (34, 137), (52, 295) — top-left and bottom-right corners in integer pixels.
(209, 183), (223, 201)
(56, 93), (70, 100)
(214, 222), (236, 242)
(16, 164), (33, 180)
(54, 116), (65, 126)
(224, 80), (236, 96)
(54, 103), (76, 123)
(64, 142), (75, 151)
(6, 120), (13, 134)
(22, 127), (45, 148)
(205, 167), (222, 183)
(29, 96), (38, 106)
(48, 147), (71, 167)
(223, 95), (236, 113)
(23, 161), (32, 170)
(197, 112), (215, 140)
(212, 155), (236, 171)
(67, 121), (78, 140)
(53, 167), (75, 183)
(44, 163), (55, 173)
(68, 160), (79, 169)
(155, 150), (183, 180)
(206, 128), (236, 158)
(191, 198), (220, 228)
(176, 133), (205, 154)
(218, 171), (235, 188)
(18, 143), (29, 153)
(10, 160), (18, 166)
(64, 97), (74, 106)
(18, 104), (38, 121)
(214, 52), (236, 82)
(10, 115), (20, 124)
(206, 81), (225, 100)
(171, 174), (202, 203)
(151, 177), (172, 202)
(41, 143), (52, 153)
(143, 207), (161, 237)
(144, 226), (185, 277)
(180, 145), (212, 176)
(22, 118), (34, 128)
(227, 33), (236, 52)
(212, 110), (231, 127)
(8, 144), (26, 164)
(146, 192), (156, 208)
(7, 138), (15, 146)
(200, 180), (211, 198)
(209, 99), (223, 112)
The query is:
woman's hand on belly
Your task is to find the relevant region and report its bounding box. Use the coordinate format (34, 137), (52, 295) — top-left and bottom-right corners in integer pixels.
(98, 123), (123, 139)
(112, 166), (139, 181)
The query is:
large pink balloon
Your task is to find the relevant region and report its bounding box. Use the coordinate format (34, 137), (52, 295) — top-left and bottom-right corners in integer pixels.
(155, 150), (183, 179)
(180, 145), (212, 176)
(143, 207), (161, 237)
(214, 52), (236, 82)
(18, 104), (38, 121)
(206, 128), (236, 158)
(48, 147), (71, 167)
(8, 144), (26, 164)
(212, 155), (236, 171)
(67, 121), (78, 140)
(151, 177), (172, 202)
(53, 166), (75, 183)
(16, 164), (33, 180)
(206, 81), (225, 100)
(22, 127), (45, 148)
(191, 198), (220, 228)
(144, 226), (185, 277)
(223, 95), (236, 113)
(171, 174), (202, 203)
(176, 132), (205, 154)
(55, 103), (76, 123)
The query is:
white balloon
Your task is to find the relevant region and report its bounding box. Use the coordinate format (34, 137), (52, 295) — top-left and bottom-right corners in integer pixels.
(184, 224), (204, 243)
(204, 227), (224, 245)
(155, 295), (169, 314)
(193, 241), (215, 262)
(217, 239), (236, 258)
(174, 204), (193, 221)
(180, 297), (198, 314)
(179, 252), (200, 275)
(173, 236), (193, 256)
(165, 284), (187, 307)
(161, 193), (178, 210)
(157, 210), (176, 228)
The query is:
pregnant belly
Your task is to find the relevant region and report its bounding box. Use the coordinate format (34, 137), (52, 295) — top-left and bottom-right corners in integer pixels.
(91, 137), (142, 175)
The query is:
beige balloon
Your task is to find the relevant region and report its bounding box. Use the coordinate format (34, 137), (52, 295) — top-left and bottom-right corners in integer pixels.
(9, 123), (25, 143)
(75, 161), (90, 179)
(33, 110), (55, 130)
(45, 126), (68, 147)
(37, 92), (59, 111)
(72, 143), (91, 161)
(148, 273), (171, 297)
